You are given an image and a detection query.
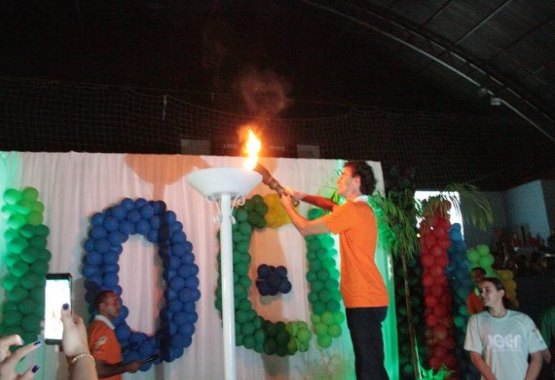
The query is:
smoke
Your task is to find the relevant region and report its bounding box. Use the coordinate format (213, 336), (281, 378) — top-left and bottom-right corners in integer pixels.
(235, 67), (292, 118)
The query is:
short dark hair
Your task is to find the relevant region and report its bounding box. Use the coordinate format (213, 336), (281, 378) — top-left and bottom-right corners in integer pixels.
(344, 161), (376, 195)
(481, 277), (505, 291)
(94, 290), (116, 310)
(471, 267), (486, 275)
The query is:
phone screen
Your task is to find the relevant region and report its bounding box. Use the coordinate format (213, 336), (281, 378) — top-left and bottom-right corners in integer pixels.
(44, 273), (72, 344)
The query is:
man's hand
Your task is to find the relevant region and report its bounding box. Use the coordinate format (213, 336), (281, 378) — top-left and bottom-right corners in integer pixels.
(126, 360), (143, 373)
(279, 192), (294, 210)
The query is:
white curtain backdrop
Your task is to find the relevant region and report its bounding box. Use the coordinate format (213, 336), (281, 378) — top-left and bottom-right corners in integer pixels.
(0, 152), (397, 380)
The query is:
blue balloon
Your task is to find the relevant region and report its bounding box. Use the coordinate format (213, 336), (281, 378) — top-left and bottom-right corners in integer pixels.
(90, 226), (108, 239)
(94, 239), (111, 253)
(91, 212), (106, 227)
(111, 205), (127, 220)
(170, 277), (185, 291)
(134, 198), (147, 209)
(140, 204), (154, 219)
(86, 251), (103, 265)
(135, 220), (150, 235)
(150, 215), (161, 229)
(126, 210), (141, 223)
(173, 311), (188, 325)
(121, 198), (135, 211)
(146, 229), (159, 243)
(82, 265), (99, 277)
(103, 273), (119, 288)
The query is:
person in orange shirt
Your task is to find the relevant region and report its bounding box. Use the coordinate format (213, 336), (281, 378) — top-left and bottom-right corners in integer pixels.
(280, 161), (389, 380)
(88, 291), (142, 380)
(466, 267), (486, 315)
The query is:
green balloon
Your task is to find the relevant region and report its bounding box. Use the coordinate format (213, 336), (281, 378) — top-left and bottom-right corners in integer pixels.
(4, 254), (20, 268)
(29, 287), (44, 303)
(7, 237), (28, 254)
(7, 214), (27, 230)
(31, 201), (45, 213)
(328, 324), (342, 337)
(2, 311), (23, 326)
(19, 225), (35, 238)
(11, 261), (30, 277)
(317, 269), (330, 281)
(243, 322), (256, 336)
(21, 315), (41, 333)
(8, 286), (29, 302)
(313, 323), (327, 337)
(3, 189), (22, 205)
(21, 247), (39, 264)
(333, 311), (345, 324)
(312, 301), (326, 315)
(254, 329), (266, 344)
(2, 275), (20, 291)
(14, 200), (32, 215)
(29, 236), (47, 249)
(22, 187), (39, 201)
(297, 327), (311, 343)
(18, 299), (38, 315)
(264, 338), (278, 355)
(30, 260), (49, 275)
(321, 311), (334, 325)
(26, 211), (43, 226)
(319, 289), (332, 303)
(20, 272), (41, 289)
(317, 334), (332, 348)
(37, 249), (52, 262)
(34, 224), (49, 237)
(466, 249), (479, 262)
(4, 229), (21, 241)
(287, 338), (297, 354)
(234, 262), (248, 276)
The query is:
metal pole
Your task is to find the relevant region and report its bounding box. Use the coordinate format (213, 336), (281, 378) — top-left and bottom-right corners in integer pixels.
(219, 193), (237, 380)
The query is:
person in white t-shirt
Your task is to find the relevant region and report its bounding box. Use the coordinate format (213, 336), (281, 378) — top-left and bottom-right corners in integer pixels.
(464, 277), (547, 380)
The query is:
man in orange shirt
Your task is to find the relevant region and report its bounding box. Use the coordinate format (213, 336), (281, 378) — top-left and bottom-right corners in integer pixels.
(88, 291), (142, 380)
(280, 161), (389, 380)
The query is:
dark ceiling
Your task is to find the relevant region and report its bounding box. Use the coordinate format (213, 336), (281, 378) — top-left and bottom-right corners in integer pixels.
(0, 0), (554, 190)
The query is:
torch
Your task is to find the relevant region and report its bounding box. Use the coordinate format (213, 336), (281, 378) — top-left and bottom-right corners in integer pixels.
(242, 128), (299, 206)
(253, 163), (299, 206)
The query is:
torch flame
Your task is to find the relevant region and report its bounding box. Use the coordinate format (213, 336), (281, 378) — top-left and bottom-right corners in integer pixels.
(243, 129), (261, 170)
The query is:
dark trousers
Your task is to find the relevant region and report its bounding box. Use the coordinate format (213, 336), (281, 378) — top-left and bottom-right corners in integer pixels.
(346, 307), (388, 380)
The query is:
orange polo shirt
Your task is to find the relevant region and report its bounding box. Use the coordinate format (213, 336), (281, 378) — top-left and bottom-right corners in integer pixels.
(323, 198), (388, 308)
(88, 316), (123, 380)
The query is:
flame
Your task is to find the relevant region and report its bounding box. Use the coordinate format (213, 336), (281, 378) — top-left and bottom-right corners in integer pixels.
(243, 129), (261, 170)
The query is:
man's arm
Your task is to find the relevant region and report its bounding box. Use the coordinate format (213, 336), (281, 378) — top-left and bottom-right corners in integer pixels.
(95, 359), (142, 378)
(296, 193), (337, 212)
(469, 351), (497, 380)
(524, 351), (543, 380)
(280, 193), (330, 236)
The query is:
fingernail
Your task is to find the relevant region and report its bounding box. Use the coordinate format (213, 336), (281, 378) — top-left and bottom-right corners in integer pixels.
(32, 365), (40, 373)
(33, 340), (41, 346)
(63, 303), (69, 310)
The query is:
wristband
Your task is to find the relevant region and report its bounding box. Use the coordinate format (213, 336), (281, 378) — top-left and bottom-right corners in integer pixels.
(69, 353), (94, 365)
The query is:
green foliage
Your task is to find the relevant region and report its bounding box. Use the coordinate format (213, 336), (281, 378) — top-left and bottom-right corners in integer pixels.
(419, 365), (452, 380)
(444, 183), (493, 231)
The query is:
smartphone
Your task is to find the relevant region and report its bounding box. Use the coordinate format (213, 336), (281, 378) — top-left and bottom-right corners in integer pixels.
(44, 273), (72, 344)
(141, 353), (160, 365)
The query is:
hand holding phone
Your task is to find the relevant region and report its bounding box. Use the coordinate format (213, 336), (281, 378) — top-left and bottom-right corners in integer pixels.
(44, 273), (72, 345)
